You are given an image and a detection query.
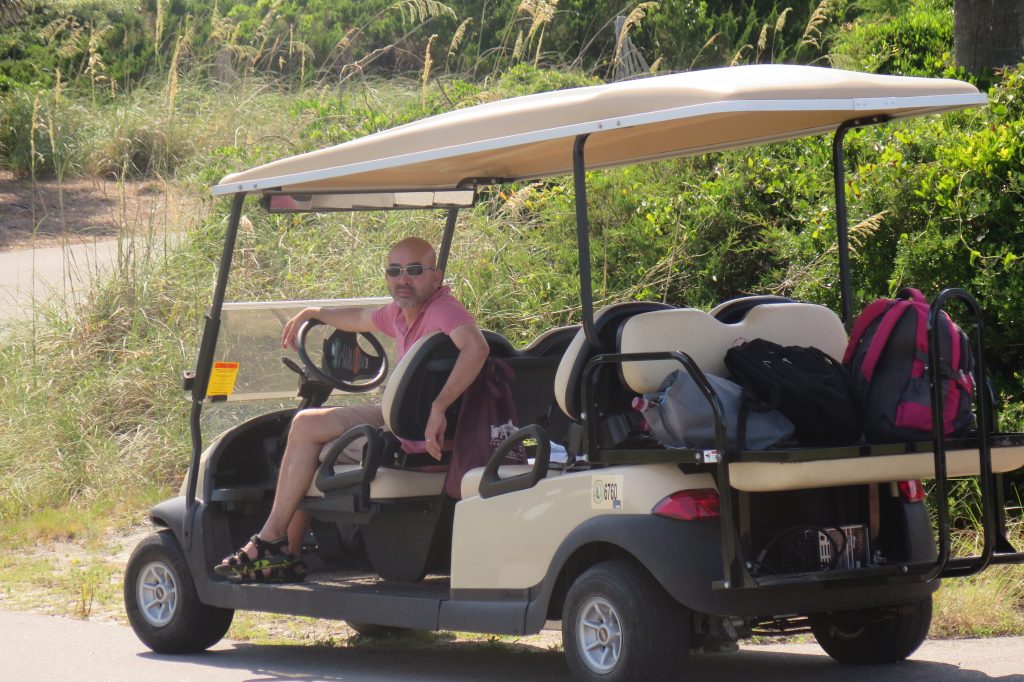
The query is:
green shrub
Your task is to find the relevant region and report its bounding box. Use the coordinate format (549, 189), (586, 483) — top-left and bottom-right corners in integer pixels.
(830, 0), (972, 82)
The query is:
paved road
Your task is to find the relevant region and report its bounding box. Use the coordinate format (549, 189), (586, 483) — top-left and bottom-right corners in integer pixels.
(2, 610), (1022, 681)
(0, 238), (122, 321)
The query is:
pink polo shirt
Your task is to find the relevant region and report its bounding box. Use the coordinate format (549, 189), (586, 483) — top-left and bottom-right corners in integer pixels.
(371, 285), (476, 361)
(371, 285), (476, 453)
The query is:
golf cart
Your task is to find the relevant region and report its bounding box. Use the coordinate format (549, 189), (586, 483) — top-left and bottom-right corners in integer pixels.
(124, 64), (1024, 680)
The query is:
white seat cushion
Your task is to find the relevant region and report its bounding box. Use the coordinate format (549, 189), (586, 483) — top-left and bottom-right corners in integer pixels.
(305, 465), (447, 499)
(306, 432), (447, 499)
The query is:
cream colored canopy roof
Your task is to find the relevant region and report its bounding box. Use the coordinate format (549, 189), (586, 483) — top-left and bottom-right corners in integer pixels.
(212, 64), (986, 197)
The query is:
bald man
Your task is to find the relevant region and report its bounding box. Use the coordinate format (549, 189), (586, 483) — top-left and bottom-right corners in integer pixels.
(215, 237), (488, 582)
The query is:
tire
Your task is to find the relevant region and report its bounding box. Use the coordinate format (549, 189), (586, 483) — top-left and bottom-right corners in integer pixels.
(124, 531), (234, 654)
(562, 558), (690, 681)
(810, 596), (932, 665)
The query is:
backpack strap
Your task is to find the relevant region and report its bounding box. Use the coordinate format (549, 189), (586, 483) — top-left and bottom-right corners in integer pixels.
(908, 303), (930, 379)
(896, 287), (927, 304)
(858, 299), (912, 382)
(843, 298), (895, 365)
(941, 315), (979, 433)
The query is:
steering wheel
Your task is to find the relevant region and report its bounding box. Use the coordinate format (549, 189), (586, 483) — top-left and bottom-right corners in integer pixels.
(294, 319), (389, 393)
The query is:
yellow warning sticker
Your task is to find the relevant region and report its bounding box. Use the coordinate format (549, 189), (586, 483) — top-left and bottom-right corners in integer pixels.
(207, 361), (240, 398)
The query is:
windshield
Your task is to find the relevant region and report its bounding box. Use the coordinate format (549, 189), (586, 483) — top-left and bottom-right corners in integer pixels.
(201, 297), (393, 402)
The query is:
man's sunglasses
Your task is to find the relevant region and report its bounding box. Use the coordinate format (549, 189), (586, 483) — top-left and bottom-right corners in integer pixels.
(384, 263), (435, 278)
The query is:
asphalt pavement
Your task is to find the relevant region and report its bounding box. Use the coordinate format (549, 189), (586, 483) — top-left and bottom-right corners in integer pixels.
(0, 238), (121, 321)
(2, 610), (1022, 681)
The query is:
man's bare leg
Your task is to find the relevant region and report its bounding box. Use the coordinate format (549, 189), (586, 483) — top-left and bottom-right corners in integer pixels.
(218, 404), (382, 567)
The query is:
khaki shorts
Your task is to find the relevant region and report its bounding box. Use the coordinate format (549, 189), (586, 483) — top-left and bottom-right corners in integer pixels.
(319, 403), (386, 464)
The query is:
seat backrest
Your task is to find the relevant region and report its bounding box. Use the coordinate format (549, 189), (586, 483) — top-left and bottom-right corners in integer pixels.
(382, 331), (480, 440)
(618, 302), (848, 393)
(553, 301), (675, 420)
(709, 295), (795, 324)
(382, 328), (573, 440)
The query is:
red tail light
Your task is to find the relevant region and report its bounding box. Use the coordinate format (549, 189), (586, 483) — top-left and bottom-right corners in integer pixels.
(652, 489), (720, 520)
(898, 480), (926, 503)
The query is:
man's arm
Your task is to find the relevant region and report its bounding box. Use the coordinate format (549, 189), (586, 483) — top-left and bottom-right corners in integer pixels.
(423, 322), (489, 459)
(281, 306), (380, 351)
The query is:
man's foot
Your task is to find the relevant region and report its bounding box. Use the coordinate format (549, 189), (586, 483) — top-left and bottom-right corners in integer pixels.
(213, 534), (300, 583)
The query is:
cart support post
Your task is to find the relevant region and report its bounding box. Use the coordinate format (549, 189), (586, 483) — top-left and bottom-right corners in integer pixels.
(832, 124), (855, 327)
(832, 116), (892, 327)
(437, 207), (459, 274)
(186, 192), (246, 532)
(573, 135), (596, 344)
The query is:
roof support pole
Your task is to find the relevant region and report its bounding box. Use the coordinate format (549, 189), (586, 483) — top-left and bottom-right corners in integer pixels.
(186, 192), (246, 525)
(573, 134), (595, 342)
(832, 115), (891, 327)
(437, 207), (459, 274)
(832, 123), (855, 327)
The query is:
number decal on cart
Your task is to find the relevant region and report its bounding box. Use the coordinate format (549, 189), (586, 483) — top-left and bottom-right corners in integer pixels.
(591, 475), (624, 510)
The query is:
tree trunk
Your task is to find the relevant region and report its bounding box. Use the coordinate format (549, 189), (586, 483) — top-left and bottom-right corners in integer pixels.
(953, 0), (1024, 74)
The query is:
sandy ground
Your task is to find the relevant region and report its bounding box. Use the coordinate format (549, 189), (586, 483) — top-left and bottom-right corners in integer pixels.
(0, 170), (200, 250)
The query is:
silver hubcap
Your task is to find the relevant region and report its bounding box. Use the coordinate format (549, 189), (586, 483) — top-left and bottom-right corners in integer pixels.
(577, 596), (623, 673)
(137, 560), (178, 628)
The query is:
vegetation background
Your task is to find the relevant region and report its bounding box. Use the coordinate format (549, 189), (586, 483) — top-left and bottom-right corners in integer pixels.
(0, 0), (1021, 637)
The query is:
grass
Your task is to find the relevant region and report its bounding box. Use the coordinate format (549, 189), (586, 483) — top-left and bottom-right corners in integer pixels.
(931, 521), (1024, 638)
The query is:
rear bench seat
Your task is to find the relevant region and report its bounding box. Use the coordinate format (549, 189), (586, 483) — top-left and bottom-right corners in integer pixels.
(618, 302), (848, 395)
(605, 301), (1024, 490)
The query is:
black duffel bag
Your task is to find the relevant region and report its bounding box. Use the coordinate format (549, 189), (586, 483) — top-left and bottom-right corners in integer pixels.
(724, 338), (863, 446)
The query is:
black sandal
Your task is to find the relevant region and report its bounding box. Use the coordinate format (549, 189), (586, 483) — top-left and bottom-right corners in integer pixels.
(214, 534), (296, 582)
(273, 556), (307, 583)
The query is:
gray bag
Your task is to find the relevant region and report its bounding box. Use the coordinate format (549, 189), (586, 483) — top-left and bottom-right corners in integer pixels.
(642, 369), (794, 450)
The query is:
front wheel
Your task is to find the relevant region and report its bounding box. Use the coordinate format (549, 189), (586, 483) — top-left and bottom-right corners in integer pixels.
(810, 596), (932, 665)
(562, 558), (690, 681)
(124, 531), (234, 653)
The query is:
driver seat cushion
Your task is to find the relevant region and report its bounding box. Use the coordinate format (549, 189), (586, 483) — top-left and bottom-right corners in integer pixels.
(304, 433), (447, 499)
(380, 329), (529, 440)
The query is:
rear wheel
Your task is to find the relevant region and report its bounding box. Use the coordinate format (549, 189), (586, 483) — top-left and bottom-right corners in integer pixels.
(562, 558), (690, 681)
(810, 596), (932, 665)
(124, 531), (234, 653)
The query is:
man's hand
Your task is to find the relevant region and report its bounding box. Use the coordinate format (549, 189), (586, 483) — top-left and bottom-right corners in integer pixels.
(424, 406), (447, 460)
(422, 323), (488, 460)
(281, 307), (318, 351)
(281, 306), (380, 351)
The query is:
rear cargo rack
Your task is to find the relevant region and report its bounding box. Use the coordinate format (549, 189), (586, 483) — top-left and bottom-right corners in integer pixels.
(578, 290), (1024, 592)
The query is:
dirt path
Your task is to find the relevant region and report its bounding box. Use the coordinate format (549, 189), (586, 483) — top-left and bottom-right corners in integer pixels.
(0, 171), (201, 250)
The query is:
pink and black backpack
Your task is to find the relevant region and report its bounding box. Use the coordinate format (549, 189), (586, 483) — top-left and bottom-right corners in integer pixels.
(842, 288), (975, 443)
